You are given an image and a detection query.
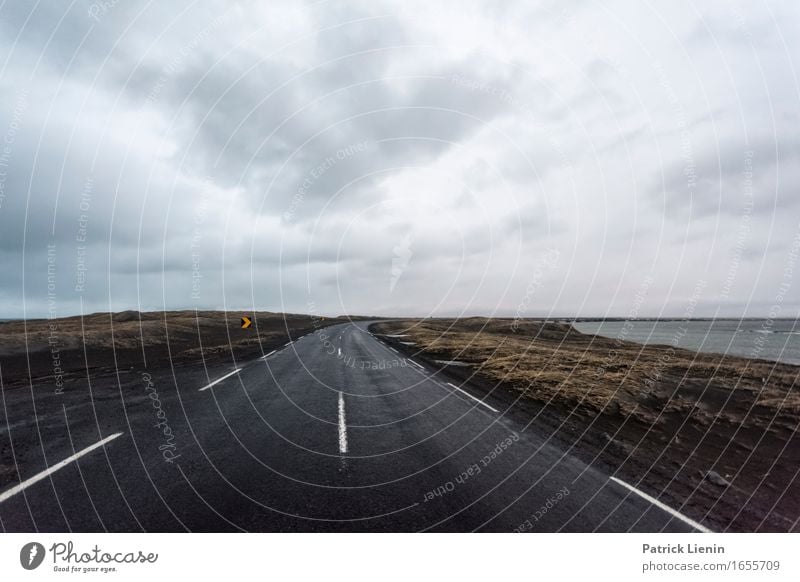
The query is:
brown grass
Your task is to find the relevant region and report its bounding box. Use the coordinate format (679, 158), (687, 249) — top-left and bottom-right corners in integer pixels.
(373, 317), (800, 430)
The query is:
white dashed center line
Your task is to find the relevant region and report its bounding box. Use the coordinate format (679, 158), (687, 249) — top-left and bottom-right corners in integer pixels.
(198, 368), (242, 392)
(446, 382), (499, 413)
(609, 477), (712, 533)
(338, 391), (348, 454)
(0, 432), (123, 504)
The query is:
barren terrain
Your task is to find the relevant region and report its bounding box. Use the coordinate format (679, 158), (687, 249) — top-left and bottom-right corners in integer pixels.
(371, 317), (800, 532)
(0, 310), (342, 389)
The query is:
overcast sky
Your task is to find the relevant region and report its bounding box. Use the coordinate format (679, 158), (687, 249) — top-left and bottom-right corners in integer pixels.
(1, 1), (799, 319)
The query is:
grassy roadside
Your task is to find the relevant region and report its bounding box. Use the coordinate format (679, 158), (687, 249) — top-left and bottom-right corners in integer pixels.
(0, 310), (345, 389)
(371, 317), (800, 532)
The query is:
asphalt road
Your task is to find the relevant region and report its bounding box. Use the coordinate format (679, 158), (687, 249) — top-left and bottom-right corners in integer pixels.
(0, 322), (705, 532)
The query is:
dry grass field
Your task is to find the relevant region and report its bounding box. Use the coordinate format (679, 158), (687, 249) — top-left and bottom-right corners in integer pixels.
(0, 311), (340, 388)
(372, 317), (800, 532)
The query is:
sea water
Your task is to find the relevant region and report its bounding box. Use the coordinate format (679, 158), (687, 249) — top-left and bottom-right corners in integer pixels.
(572, 319), (800, 366)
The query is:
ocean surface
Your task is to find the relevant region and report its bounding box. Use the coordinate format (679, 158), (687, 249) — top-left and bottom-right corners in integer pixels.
(572, 319), (800, 366)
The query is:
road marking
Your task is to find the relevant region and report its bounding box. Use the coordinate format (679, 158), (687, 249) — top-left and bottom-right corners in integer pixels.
(198, 368), (242, 392)
(338, 347), (341, 357)
(446, 382), (499, 413)
(609, 477), (712, 533)
(284, 341), (293, 347)
(260, 350), (277, 359)
(0, 433), (123, 504)
(338, 391), (348, 454)
(408, 359), (424, 370)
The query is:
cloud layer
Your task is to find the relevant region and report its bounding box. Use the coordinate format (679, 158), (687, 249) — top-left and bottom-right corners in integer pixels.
(1, 0), (799, 318)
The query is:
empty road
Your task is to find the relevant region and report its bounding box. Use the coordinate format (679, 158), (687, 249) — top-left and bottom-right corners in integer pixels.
(0, 322), (707, 532)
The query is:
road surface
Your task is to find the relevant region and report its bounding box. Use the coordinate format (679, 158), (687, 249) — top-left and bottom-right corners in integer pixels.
(0, 322), (707, 532)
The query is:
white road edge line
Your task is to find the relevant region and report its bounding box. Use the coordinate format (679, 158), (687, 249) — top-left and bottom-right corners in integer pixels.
(338, 391), (348, 454)
(0, 432), (123, 504)
(408, 360), (423, 370)
(609, 476), (712, 533)
(198, 368), (242, 392)
(446, 382), (499, 413)
(260, 350), (277, 360)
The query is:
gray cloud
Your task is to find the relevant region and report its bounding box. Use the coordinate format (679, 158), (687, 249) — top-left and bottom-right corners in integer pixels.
(1, 0), (799, 318)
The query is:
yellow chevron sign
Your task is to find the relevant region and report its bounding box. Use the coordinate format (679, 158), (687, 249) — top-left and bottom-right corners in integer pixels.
(241, 316), (252, 329)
